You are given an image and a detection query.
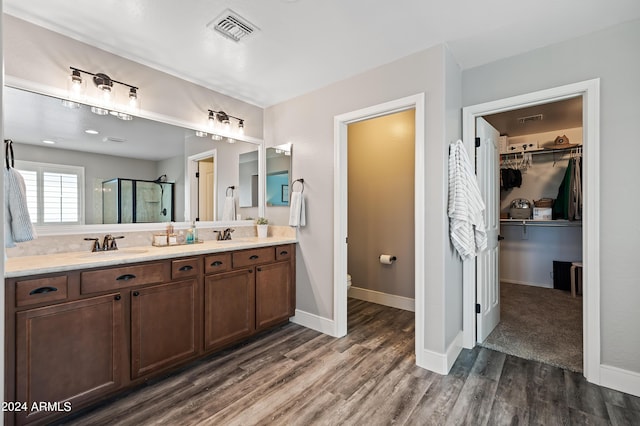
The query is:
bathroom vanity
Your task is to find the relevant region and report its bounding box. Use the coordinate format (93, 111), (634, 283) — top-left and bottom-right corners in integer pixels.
(3, 238), (296, 426)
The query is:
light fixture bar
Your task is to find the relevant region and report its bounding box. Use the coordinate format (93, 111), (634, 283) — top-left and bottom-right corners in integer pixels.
(70, 67), (139, 91)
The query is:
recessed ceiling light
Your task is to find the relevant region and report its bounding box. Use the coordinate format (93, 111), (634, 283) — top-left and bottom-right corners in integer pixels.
(61, 100), (80, 109)
(85, 129), (99, 135)
(42, 140), (56, 144)
(91, 106), (109, 116)
(103, 136), (126, 143)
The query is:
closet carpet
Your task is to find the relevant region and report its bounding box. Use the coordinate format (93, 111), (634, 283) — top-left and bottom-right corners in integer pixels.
(481, 281), (583, 373)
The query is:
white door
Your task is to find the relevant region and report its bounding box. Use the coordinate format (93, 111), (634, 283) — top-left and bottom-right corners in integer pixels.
(476, 117), (501, 342)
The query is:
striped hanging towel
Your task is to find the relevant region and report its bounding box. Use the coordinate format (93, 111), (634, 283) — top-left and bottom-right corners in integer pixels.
(447, 140), (487, 259)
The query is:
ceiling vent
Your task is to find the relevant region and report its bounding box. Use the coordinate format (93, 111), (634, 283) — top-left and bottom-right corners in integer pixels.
(208, 9), (258, 42)
(517, 114), (543, 124)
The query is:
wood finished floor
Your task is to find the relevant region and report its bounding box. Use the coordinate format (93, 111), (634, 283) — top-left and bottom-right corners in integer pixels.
(61, 299), (640, 426)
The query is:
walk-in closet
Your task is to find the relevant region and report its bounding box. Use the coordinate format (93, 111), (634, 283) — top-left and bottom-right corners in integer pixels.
(480, 96), (584, 372)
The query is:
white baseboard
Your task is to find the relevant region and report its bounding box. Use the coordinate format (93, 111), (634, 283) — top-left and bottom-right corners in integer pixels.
(501, 279), (553, 289)
(416, 331), (463, 375)
(600, 364), (640, 398)
(290, 309), (338, 337)
(348, 286), (415, 312)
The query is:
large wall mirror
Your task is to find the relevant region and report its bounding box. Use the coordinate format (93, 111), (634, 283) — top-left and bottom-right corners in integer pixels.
(3, 85), (264, 233)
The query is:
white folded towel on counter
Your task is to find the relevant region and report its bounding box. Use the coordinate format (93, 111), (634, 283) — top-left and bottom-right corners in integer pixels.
(5, 167), (37, 247)
(222, 195), (236, 221)
(289, 191), (306, 227)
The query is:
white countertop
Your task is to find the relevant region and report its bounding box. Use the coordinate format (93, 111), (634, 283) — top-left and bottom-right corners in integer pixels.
(5, 236), (297, 278)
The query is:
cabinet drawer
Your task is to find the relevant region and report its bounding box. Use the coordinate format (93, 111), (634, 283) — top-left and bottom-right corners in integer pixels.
(275, 244), (294, 261)
(232, 247), (275, 268)
(81, 263), (168, 294)
(15, 275), (68, 307)
(204, 253), (232, 274)
(171, 257), (200, 280)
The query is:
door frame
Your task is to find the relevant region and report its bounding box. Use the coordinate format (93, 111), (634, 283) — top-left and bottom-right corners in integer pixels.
(461, 79), (601, 383)
(186, 149), (218, 222)
(333, 93), (425, 363)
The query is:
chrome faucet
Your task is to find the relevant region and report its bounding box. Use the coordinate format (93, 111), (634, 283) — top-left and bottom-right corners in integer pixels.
(84, 235), (125, 252)
(215, 228), (234, 241)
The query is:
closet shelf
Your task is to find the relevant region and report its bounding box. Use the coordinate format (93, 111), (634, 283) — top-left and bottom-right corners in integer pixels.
(500, 145), (582, 157)
(500, 219), (582, 228)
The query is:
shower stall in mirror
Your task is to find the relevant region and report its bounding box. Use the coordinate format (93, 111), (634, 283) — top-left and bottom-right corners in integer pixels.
(103, 178), (175, 223)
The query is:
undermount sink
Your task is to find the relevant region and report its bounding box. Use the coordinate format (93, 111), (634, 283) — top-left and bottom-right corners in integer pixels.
(77, 248), (149, 258)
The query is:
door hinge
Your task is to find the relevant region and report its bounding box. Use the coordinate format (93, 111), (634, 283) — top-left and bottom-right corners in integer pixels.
(345, 237), (348, 244)
(476, 303), (481, 314)
(195, 172), (200, 178)
(475, 137), (481, 148)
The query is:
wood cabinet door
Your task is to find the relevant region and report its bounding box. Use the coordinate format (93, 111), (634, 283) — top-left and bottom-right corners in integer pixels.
(204, 269), (255, 351)
(255, 261), (293, 331)
(131, 279), (198, 379)
(15, 294), (123, 425)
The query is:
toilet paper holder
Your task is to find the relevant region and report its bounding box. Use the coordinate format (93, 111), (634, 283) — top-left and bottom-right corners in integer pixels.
(379, 254), (397, 264)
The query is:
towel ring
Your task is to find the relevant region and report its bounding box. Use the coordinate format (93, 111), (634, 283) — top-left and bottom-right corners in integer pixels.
(226, 186), (235, 197)
(4, 139), (14, 169)
(291, 178), (304, 194)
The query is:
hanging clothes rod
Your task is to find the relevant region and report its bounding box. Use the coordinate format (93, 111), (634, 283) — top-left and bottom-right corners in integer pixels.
(501, 145), (583, 157)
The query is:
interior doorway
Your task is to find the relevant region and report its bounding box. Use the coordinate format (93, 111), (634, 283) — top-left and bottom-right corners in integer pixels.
(346, 109), (415, 313)
(462, 79), (601, 382)
(333, 93), (425, 366)
(187, 149), (218, 222)
(478, 99), (584, 372)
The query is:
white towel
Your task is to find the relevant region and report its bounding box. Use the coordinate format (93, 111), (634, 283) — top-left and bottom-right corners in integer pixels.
(447, 140), (486, 259)
(4, 167), (37, 247)
(222, 195), (236, 221)
(289, 191), (306, 227)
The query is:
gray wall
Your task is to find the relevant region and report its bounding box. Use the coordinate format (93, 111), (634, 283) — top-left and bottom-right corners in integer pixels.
(265, 44), (463, 355)
(462, 19), (640, 373)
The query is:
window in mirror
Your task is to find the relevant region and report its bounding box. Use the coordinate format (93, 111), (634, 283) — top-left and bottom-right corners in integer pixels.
(15, 160), (84, 224)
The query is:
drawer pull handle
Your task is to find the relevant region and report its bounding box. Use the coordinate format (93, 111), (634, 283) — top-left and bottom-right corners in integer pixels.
(116, 274), (137, 281)
(280, 250), (288, 256)
(133, 291), (140, 297)
(211, 261), (223, 267)
(257, 268), (262, 272)
(249, 255), (259, 260)
(179, 265), (194, 272)
(248, 269), (253, 273)
(114, 295), (121, 301)
(29, 286), (58, 295)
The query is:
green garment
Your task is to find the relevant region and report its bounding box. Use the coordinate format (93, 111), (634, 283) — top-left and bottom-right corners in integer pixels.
(553, 160), (573, 220)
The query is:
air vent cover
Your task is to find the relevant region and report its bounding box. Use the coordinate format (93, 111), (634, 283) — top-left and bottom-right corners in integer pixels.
(208, 9), (258, 42)
(517, 114), (543, 124)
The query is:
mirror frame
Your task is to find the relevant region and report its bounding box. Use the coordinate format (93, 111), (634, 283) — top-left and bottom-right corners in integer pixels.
(5, 76), (266, 235)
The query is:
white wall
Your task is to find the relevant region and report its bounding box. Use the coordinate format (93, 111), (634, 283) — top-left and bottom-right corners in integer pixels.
(265, 44), (463, 356)
(463, 19), (640, 373)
